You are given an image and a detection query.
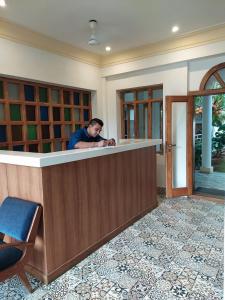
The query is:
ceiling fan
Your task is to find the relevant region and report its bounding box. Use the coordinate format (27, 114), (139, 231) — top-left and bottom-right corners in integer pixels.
(88, 19), (99, 46)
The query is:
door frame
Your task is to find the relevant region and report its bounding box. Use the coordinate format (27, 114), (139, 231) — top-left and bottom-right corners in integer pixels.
(166, 95), (194, 198)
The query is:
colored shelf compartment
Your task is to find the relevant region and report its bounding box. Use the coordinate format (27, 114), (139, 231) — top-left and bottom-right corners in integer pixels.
(74, 108), (80, 121)
(11, 125), (23, 141)
(63, 91), (70, 104)
(0, 81), (4, 99)
(53, 107), (61, 121)
(0, 125), (7, 142)
(39, 87), (48, 102)
(51, 89), (60, 104)
(28, 144), (39, 153)
(83, 93), (90, 106)
(64, 108), (71, 121)
(83, 109), (89, 122)
(8, 83), (20, 100)
(26, 105), (36, 121)
(43, 142), (51, 153)
(0, 103), (5, 120)
(10, 104), (21, 121)
(54, 140), (62, 151)
(41, 125), (50, 139)
(40, 106), (49, 121)
(54, 125), (61, 138)
(64, 125), (72, 139)
(73, 92), (80, 105)
(0, 145), (8, 150)
(24, 85), (35, 101)
(13, 145), (24, 152)
(75, 124), (81, 131)
(27, 125), (37, 140)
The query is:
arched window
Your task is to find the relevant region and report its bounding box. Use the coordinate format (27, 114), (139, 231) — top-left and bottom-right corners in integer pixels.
(200, 62), (225, 91)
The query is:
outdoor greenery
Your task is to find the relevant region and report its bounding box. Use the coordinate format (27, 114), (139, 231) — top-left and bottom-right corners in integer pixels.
(195, 94), (225, 170)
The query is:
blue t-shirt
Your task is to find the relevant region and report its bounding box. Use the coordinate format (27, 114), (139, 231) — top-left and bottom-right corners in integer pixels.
(67, 127), (105, 150)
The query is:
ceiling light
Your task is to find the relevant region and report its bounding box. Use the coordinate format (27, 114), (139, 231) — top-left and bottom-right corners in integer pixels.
(0, 0), (6, 7)
(105, 46), (111, 52)
(172, 25), (179, 33)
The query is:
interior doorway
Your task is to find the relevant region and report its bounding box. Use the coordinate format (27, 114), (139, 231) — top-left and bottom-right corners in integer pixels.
(193, 94), (225, 199)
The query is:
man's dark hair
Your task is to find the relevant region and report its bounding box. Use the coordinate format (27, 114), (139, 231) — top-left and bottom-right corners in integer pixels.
(88, 118), (104, 127)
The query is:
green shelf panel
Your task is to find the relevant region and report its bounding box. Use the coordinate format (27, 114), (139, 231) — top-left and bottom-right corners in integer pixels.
(83, 93), (89, 106)
(8, 83), (20, 100)
(64, 125), (72, 139)
(43, 142), (51, 153)
(63, 91), (70, 104)
(10, 104), (21, 121)
(74, 108), (80, 122)
(12, 125), (23, 141)
(52, 89), (60, 104)
(41, 125), (50, 139)
(27, 125), (37, 140)
(64, 108), (71, 121)
(39, 87), (48, 102)
(0, 81), (4, 99)
(53, 107), (60, 121)
(0, 103), (5, 120)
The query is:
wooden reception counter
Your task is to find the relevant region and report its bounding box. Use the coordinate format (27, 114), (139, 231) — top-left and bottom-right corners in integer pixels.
(0, 139), (161, 283)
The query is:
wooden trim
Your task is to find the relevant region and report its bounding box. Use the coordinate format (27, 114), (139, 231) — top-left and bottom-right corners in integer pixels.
(188, 88), (225, 96)
(199, 62), (225, 91)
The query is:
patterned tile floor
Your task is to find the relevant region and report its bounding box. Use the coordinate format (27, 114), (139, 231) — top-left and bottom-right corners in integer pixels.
(195, 171), (225, 192)
(0, 197), (224, 300)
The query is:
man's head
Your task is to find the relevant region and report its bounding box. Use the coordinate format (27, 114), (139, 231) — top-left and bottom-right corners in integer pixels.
(87, 118), (104, 137)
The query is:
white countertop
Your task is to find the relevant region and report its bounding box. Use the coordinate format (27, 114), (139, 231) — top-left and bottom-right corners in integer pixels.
(0, 139), (162, 168)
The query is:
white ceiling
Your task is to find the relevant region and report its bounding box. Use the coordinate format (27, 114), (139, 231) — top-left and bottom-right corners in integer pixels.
(1, 0), (225, 55)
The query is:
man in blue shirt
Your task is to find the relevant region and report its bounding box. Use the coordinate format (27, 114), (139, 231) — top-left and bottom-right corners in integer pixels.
(68, 118), (116, 150)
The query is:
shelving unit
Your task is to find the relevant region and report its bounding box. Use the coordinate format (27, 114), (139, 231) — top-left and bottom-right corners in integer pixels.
(0, 77), (92, 152)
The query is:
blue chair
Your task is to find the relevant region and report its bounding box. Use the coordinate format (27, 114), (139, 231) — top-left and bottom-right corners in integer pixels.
(0, 197), (42, 292)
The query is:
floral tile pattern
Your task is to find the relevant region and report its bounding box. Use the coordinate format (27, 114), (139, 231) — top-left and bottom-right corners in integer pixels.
(0, 197), (224, 299)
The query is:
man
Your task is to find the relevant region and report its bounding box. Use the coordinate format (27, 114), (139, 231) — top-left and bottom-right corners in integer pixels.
(67, 118), (116, 150)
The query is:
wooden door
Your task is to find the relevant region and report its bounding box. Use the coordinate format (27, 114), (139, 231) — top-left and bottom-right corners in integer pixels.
(166, 96), (193, 197)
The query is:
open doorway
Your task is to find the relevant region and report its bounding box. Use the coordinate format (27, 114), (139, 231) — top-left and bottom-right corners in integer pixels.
(193, 94), (225, 199)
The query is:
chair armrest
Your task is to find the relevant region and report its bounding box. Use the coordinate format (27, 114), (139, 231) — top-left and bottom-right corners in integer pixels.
(0, 241), (33, 250)
(0, 232), (4, 241)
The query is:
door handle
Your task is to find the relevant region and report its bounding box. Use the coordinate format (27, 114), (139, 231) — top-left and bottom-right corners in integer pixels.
(166, 143), (176, 152)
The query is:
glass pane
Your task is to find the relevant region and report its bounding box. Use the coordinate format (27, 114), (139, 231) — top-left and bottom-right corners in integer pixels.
(74, 108), (80, 121)
(39, 87), (48, 102)
(83, 109), (89, 122)
(27, 125), (37, 140)
(8, 83), (20, 100)
(24, 85), (35, 101)
(29, 144), (39, 152)
(26, 105), (36, 121)
(172, 102), (187, 188)
(53, 107), (61, 121)
(83, 94), (89, 106)
(12, 125), (23, 141)
(40, 106), (49, 121)
(137, 103), (148, 138)
(152, 89), (163, 99)
(205, 75), (222, 90)
(0, 103), (5, 120)
(63, 91), (70, 104)
(64, 108), (71, 121)
(52, 89), (60, 104)
(0, 125), (7, 142)
(43, 142), (51, 153)
(0, 81), (4, 99)
(54, 125), (61, 138)
(64, 125), (72, 138)
(54, 141), (62, 151)
(124, 92), (135, 102)
(73, 92), (80, 105)
(218, 68), (225, 82)
(13, 145), (24, 151)
(152, 102), (162, 151)
(10, 104), (21, 121)
(41, 125), (50, 139)
(137, 90), (148, 101)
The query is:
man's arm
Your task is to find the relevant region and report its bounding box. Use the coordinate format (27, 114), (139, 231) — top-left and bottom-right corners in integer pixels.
(75, 140), (107, 149)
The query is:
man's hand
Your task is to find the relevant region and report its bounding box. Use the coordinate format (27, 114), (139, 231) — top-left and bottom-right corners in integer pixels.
(107, 138), (116, 146)
(97, 140), (108, 147)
